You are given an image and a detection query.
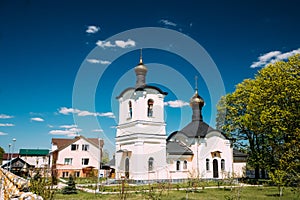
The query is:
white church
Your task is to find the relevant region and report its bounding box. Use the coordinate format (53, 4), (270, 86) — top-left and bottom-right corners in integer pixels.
(114, 54), (246, 181)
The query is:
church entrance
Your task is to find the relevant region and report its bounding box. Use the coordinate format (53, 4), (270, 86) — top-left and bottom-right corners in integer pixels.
(213, 159), (219, 178)
(125, 158), (129, 179)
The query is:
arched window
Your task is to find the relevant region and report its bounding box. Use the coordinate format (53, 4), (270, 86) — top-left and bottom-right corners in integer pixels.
(147, 99), (154, 117)
(206, 159), (210, 171)
(148, 157), (154, 171)
(176, 161), (180, 171)
(221, 159), (225, 170)
(183, 160), (188, 170)
(129, 101), (132, 118)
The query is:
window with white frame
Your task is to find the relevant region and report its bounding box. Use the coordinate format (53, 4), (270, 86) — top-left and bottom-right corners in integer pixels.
(62, 171), (69, 178)
(64, 158), (73, 165)
(71, 144), (79, 151)
(75, 171), (80, 177)
(82, 144), (89, 151)
(82, 158), (89, 165)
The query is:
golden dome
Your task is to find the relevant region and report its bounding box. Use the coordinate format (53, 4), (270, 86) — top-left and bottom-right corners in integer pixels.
(190, 90), (204, 107)
(134, 62), (148, 74)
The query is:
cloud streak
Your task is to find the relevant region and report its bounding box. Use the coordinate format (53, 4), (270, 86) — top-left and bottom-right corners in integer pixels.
(49, 124), (82, 137)
(0, 131), (8, 136)
(30, 117), (44, 122)
(164, 100), (189, 108)
(0, 123), (15, 127)
(96, 39), (136, 48)
(250, 48), (300, 68)
(92, 129), (103, 133)
(58, 107), (115, 118)
(159, 19), (177, 27)
(86, 25), (100, 34)
(59, 124), (78, 129)
(0, 114), (14, 119)
(86, 59), (111, 65)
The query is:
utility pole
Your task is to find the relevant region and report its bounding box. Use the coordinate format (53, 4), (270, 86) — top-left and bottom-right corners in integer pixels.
(8, 144), (11, 172)
(96, 137), (102, 193)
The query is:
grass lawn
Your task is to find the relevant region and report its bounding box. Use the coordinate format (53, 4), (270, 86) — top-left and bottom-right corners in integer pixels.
(54, 186), (299, 200)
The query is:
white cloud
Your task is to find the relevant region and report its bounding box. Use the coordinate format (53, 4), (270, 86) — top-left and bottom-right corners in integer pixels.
(92, 129), (103, 132)
(58, 107), (115, 119)
(0, 114), (14, 119)
(60, 124), (77, 129)
(49, 130), (78, 137)
(86, 25), (100, 34)
(98, 112), (116, 118)
(96, 39), (136, 48)
(49, 126), (82, 137)
(115, 39), (136, 48)
(86, 59), (111, 65)
(164, 100), (189, 108)
(58, 107), (80, 115)
(47, 124), (54, 128)
(0, 123), (15, 127)
(30, 117), (44, 122)
(250, 48), (300, 68)
(96, 40), (116, 48)
(0, 131), (8, 136)
(159, 19), (177, 27)
(77, 110), (97, 117)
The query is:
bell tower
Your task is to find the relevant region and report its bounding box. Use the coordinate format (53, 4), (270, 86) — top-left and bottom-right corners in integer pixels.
(115, 51), (168, 181)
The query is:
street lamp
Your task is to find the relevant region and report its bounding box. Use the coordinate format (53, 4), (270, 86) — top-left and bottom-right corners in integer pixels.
(12, 138), (16, 158)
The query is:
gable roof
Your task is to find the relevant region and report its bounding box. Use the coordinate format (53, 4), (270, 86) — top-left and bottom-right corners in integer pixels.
(180, 120), (215, 138)
(51, 135), (104, 152)
(167, 120), (229, 141)
(19, 149), (50, 156)
(1, 157), (34, 169)
(166, 141), (194, 155)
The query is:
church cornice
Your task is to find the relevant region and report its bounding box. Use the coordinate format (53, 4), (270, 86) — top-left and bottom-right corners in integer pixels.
(117, 120), (166, 129)
(116, 133), (167, 142)
(116, 85), (168, 99)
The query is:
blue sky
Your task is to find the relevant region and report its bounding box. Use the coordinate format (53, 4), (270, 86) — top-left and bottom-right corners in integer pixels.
(0, 0), (299, 156)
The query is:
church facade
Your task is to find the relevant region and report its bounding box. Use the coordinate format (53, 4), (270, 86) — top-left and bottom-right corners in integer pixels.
(115, 55), (236, 181)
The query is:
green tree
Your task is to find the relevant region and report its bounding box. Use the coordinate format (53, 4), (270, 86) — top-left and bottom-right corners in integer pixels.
(62, 175), (77, 194)
(0, 146), (4, 165)
(30, 171), (55, 199)
(102, 149), (110, 165)
(217, 54), (300, 193)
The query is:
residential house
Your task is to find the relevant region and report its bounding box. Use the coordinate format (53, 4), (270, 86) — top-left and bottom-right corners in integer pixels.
(1, 157), (34, 177)
(19, 149), (50, 175)
(50, 135), (104, 178)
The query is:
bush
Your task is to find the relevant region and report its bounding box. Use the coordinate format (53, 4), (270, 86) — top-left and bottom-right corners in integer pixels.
(62, 175), (77, 195)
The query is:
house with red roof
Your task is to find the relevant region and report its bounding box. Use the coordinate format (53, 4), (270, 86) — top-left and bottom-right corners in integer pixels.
(50, 135), (104, 178)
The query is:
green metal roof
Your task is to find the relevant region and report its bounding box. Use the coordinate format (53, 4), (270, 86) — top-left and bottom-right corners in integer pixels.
(19, 149), (50, 156)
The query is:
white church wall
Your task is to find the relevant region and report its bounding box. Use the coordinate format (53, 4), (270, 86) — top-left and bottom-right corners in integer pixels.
(198, 132), (233, 179)
(233, 162), (246, 178)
